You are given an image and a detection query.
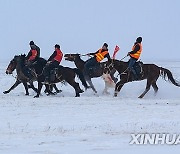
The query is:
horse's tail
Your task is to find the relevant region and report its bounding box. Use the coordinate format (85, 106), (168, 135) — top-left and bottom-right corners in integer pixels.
(73, 68), (89, 89)
(160, 67), (180, 87)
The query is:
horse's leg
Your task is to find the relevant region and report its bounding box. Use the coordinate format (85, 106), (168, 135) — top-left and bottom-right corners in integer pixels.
(114, 81), (125, 97)
(102, 81), (110, 95)
(34, 82), (43, 98)
(45, 84), (56, 96)
(66, 79), (83, 97)
(3, 80), (21, 94)
(29, 82), (38, 93)
(22, 82), (29, 95)
(110, 69), (118, 83)
(138, 79), (151, 98)
(53, 84), (62, 93)
(152, 81), (158, 95)
(86, 79), (97, 93)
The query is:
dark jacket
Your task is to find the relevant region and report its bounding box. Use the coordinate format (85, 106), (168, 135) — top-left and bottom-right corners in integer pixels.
(48, 51), (57, 61)
(129, 42), (140, 54)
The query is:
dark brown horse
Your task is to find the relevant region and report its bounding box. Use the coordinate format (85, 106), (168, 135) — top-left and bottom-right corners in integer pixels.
(64, 53), (118, 94)
(104, 59), (180, 98)
(35, 64), (88, 98)
(4, 55), (60, 95)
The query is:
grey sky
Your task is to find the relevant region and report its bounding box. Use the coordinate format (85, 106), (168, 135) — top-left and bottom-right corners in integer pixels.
(0, 0), (179, 61)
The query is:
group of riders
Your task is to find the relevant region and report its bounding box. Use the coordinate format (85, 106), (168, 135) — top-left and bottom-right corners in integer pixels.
(24, 37), (143, 85)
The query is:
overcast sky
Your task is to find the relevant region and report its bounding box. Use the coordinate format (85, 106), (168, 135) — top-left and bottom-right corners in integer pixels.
(0, 0), (179, 62)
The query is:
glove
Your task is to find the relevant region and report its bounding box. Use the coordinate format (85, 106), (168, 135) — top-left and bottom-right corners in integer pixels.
(127, 52), (131, 56)
(47, 61), (52, 64)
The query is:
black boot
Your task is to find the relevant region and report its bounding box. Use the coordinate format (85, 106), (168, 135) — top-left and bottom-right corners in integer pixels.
(44, 77), (50, 84)
(131, 69), (138, 80)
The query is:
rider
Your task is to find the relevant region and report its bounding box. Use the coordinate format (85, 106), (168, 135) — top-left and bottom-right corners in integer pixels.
(26, 41), (40, 64)
(44, 44), (63, 84)
(127, 37), (142, 80)
(83, 43), (111, 80)
(24, 41), (41, 81)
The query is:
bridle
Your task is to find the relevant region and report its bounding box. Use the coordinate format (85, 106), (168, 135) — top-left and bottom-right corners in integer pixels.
(104, 61), (114, 74)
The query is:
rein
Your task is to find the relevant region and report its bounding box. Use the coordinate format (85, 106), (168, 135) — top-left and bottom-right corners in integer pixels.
(11, 72), (17, 79)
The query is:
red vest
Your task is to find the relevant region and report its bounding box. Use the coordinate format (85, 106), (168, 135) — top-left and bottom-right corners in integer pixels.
(53, 49), (63, 63)
(28, 50), (37, 61)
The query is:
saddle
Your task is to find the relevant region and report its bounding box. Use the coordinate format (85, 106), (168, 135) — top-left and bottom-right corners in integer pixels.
(22, 65), (37, 81)
(88, 65), (102, 77)
(133, 61), (143, 78)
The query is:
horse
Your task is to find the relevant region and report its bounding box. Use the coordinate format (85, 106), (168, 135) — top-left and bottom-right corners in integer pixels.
(64, 53), (118, 94)
(4, 55), (60, 95)
(104, 59), (180, 98)
(34, 63), (88, 98)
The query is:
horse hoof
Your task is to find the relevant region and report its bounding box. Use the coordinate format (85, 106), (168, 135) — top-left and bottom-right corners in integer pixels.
(56, 90), (62, 93)
(103, 91), (110, 95)
(114, 94), (117, 97)
(46, 92), (55, 96)
(34, 95), (39, 98)
(25, 93), (29, 96)
(85, 86), (91, 90)
(3, 91), (9, 94)
(79, 90), (84, 93)
(75, 94), (80, 97)
(138, 96), (143, 99)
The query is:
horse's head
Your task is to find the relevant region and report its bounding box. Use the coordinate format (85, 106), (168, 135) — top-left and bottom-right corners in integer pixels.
(64, 54), (80, 62)
(6, 54), (26, 74)
(6, 56), (17, 74)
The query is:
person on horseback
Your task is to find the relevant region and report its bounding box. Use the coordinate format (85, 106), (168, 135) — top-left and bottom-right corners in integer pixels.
(23, 41), (41, 81)
(127, 37), (142, 80)
(26, 41), (40, 63)
(83, 43), (111, 81)
(44, 44), (63, 84)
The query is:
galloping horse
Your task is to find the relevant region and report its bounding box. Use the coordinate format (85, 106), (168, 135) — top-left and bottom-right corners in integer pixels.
(4, 55), (60, 95)
(35, 64), (88, 98)
(104, 59), (180, 98)
(64, 54), (117, 94)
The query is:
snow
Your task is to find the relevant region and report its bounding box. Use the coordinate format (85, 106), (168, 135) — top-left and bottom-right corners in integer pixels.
(0, 61), (180, 154)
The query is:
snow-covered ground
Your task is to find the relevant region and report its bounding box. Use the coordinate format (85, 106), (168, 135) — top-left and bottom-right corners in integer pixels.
(0, 60), (180, 154)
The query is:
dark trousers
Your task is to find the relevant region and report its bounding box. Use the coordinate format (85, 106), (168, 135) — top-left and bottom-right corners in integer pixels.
(22, 60), (35, 79)
(128, 57), (138, 78)
(83, 57), (99, 78)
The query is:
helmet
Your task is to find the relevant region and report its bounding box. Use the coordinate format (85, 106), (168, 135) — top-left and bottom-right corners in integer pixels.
(103, 43), (108, 48)
(55, 44), (60, 49)
(29, 41), (34, 45)
(136, 37), (142, 43)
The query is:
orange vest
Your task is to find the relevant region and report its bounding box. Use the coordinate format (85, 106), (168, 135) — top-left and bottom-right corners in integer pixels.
(95, 48), (109, 62)
(130, 43), (142, 59)
(29, 49), (37, 61)
(54, 49), (63, 63)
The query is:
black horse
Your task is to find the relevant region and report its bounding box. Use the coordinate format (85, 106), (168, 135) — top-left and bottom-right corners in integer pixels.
(64, 53), (117, 94)
(34, 63), (88, 97)
(104, 59), (180, 98)
(4, 55), (60, 95)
